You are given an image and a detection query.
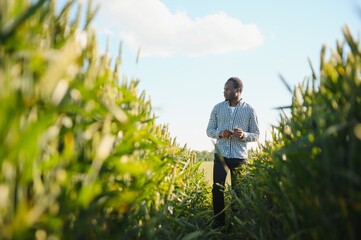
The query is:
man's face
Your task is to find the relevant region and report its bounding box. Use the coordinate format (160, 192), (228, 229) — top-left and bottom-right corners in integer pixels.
(223, 81), (239, 101)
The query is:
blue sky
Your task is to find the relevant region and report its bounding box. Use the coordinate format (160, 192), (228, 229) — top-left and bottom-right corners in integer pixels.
(72, 0), (360, 151)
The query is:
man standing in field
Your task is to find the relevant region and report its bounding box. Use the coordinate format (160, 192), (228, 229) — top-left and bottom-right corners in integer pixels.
(206, 77), (259, 228)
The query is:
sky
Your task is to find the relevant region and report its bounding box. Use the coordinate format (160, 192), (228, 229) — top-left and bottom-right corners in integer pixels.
(67, 0), (361, 151)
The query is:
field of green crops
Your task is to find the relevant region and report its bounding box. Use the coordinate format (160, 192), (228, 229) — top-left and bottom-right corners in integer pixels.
(1, 1), (360, 239)
(0, 1), (216, 239)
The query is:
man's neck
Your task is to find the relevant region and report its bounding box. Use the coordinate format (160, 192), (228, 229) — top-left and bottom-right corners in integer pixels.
(229, 98), (241, 107)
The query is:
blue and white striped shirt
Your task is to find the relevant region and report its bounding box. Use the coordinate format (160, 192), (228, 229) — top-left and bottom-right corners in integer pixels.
(206, 99), (259, 159)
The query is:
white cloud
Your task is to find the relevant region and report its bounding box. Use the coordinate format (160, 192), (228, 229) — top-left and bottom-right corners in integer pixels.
(94, 0), (264, 57)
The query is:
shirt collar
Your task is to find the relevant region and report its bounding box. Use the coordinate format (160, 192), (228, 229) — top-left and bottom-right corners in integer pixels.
(225, 98), (243, 106)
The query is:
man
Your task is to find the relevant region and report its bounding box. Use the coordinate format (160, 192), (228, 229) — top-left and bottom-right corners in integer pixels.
(206, 77), (259, 227)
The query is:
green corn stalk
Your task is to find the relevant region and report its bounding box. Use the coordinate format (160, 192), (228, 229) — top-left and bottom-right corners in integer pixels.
(0, 1), (212, 239)
(230, 26), (361, 240)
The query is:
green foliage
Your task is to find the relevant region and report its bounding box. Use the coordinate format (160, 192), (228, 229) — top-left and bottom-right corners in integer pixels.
(6, 1), (360, 240)
(194, 150), (213, 162)
(0, 1), (213, 239)
(232, 26), (361, 239)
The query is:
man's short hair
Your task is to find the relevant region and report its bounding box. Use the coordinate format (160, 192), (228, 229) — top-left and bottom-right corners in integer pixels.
(227, 77), (243, 93)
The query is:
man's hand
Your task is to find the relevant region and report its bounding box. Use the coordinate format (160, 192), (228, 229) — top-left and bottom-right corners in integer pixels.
(219, 129), (234, 139)
(233, 128), (244, 139)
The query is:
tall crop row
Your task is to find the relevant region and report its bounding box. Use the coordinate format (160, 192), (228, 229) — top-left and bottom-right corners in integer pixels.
(231, 27), (361, 239)
(0, 1), (212, 239)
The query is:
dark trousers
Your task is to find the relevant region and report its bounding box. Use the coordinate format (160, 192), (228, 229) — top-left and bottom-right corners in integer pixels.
(212, 154), (245, 226)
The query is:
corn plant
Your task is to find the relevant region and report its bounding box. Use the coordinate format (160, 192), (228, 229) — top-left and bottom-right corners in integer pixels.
(0, 0), (212, 239)
(230, 26), (361, 240)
